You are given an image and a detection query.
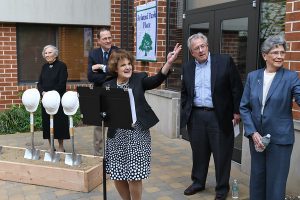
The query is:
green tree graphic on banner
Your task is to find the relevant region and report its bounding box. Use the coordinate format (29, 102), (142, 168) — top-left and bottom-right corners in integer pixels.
(139, 33), (152, 56)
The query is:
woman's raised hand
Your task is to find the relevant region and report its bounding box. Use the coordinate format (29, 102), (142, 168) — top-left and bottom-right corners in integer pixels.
(161, 43), (182, 75)
(166, 43), (182, 65)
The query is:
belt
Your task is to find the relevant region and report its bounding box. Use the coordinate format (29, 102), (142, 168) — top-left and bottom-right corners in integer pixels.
(193, 106), (214, 111)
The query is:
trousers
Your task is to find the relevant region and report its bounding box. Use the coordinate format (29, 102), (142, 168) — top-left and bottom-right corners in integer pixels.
(187, 108), (233, 195)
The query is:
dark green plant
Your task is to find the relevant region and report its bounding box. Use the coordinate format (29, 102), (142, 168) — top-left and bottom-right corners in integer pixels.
(0, 104), (30, 134)
(260, 1), (286, 40)
(0, 103), (82, 135)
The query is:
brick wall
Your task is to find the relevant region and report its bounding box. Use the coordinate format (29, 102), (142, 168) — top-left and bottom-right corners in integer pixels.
(111, 0), (122, 48)
(0, 1), (167, 111)
(2, 0), (298, 116)
(99, 0), (168, 85)
(0, 23), (19, 110)
(0, 1), (125, 111)
(92, 0), (122, 49)
(0, 23), (87, 111)
(285, 0), (300, 119)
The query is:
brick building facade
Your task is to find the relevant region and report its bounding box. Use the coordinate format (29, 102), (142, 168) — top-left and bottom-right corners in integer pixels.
(0, 0), (170, 111)
(0, 0), (299, 115)
(286, 0), (300, 119)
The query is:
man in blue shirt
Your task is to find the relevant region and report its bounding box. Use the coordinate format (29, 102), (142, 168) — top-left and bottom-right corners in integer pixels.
(181, 32), (243, 200)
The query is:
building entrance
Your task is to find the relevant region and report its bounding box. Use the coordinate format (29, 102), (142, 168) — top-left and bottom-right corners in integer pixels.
(181, 0), (260, 163)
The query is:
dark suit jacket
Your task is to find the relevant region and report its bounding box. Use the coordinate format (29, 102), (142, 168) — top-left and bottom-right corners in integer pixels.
(181, 54), (243, 134)
(240, 67), (300, 144)
(103, 71), (168, 138)
(87, 46), (119, 86)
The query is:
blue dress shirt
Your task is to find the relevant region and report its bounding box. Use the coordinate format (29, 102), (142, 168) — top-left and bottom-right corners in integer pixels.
(193, 54), (213, 108)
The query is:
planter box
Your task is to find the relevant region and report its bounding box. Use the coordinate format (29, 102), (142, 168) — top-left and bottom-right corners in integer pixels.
(0, 146), (102, 192)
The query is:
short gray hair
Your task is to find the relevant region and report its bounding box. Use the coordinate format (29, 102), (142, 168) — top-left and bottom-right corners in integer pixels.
(261, 35), (287, 54)
(187, 33), (208, 50)
(42, 45), (59, 58)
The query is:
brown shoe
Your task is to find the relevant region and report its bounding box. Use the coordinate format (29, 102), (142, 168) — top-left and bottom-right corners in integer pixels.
(184, 183), (205, 195)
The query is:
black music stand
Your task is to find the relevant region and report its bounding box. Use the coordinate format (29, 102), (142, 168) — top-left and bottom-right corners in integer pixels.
(77, 86), (134, 200)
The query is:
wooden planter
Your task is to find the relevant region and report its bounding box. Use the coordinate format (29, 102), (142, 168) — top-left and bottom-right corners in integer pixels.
(0, 146), (102, 192)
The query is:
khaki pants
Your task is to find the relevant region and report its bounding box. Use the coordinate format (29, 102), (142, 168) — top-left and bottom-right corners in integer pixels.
(93, 126), (103, 156)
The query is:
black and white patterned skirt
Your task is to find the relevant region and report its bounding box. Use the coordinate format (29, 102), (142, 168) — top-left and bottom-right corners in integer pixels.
(105, 122), (151, 181)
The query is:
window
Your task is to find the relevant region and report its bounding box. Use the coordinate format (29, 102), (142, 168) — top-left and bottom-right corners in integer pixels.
(58, 27), (93, 82)
(17, 24), (93, 83)
(17, 24), (56, 83)
(165, 0), (184, 91)
(121, 0), (134, 52)
(186, 0), (237, 10)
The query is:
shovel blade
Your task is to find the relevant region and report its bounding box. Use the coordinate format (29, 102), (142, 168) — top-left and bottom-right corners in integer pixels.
(65, 153), (82, 166)
(24, 148), (40, 160)
(44, 151), (60, 162)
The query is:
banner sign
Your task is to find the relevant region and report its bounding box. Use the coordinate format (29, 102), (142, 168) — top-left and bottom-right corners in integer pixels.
(136, 1), (157, 61)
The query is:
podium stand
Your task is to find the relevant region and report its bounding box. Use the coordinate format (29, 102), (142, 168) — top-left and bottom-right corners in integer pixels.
(77, 86), (134, 200)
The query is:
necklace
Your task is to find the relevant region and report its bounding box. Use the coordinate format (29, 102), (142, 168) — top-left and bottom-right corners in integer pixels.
(117, 80), (129, 89)
(48, 59), (56, 68)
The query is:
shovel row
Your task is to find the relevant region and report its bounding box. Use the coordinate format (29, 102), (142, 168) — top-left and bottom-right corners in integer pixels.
(19, 89), (84, 166)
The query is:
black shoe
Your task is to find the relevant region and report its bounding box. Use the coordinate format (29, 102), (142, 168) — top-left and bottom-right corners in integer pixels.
(184, 183), (205, 195)
(215, 192), (228, 200)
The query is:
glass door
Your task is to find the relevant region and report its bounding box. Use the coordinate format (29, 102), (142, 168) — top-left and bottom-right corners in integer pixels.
(182, 11), (214, 64)
(214, 3), (259, 163)
(181, 11), (213, 141)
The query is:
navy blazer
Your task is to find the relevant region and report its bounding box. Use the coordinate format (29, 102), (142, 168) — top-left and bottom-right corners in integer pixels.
(181, 54), (243, 134)
(240, 67), (300, 144)
(87, 46), (119, 86)
(103, 71), (168, 138)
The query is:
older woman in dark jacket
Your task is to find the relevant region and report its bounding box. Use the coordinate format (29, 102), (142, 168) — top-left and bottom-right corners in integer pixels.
(37, 45), (69, 152)
(103, 45), (181, 200)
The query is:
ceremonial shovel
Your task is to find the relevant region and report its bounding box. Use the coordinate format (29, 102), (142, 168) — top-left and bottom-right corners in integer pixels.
(65, 116), (81, 166)
(44, 115), (60, 162)
(24, 112), (40, 160)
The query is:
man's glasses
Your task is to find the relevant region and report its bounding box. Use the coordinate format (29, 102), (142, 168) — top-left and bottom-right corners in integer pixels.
(192, 44), (208, 52)
(268, 51), (286, 57)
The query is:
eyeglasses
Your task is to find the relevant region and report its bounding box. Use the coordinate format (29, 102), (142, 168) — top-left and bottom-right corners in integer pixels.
(268, 51), (286, 57)
(192, 44), (208, 52)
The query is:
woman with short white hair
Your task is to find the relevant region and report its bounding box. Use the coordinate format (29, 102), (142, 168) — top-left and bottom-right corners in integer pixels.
(37, 45), (69, 152)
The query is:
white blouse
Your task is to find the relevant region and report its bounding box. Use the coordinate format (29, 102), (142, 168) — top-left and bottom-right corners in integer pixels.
(261, 70), (276, 114)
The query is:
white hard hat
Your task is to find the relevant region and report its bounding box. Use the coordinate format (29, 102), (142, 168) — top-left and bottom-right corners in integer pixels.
(61, 91), (79, 115)
(22, 88), (40, 112)
(42, 90), (61, 115)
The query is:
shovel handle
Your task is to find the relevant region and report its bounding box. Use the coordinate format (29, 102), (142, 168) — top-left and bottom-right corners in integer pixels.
(50, 115), (54, 135)
(69, 128), (74, 137)
(69, 116), (74, 137)
(30, 113), (34, 133)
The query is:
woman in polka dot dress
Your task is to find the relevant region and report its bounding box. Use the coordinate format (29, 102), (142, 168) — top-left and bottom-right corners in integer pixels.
(103, 45), (181, 200)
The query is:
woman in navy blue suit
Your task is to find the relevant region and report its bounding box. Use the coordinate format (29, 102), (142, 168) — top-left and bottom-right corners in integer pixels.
(240, 35), (300, 200)
(103, 45), (181, 200)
